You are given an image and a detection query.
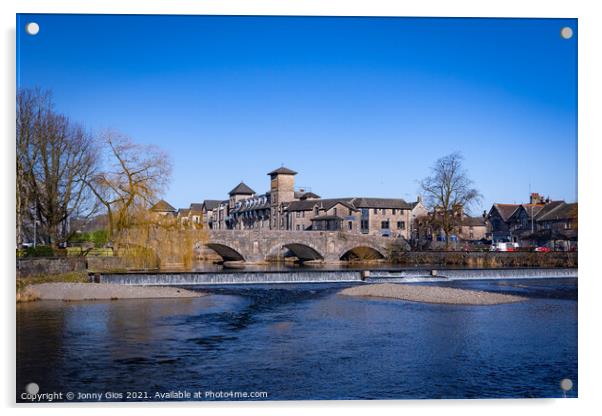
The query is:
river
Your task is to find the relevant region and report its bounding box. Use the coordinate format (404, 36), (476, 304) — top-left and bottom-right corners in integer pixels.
(16, 277), (577, 401)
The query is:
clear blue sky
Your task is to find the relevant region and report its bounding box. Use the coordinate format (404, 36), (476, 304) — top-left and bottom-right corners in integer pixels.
(17, 14), (577, 213)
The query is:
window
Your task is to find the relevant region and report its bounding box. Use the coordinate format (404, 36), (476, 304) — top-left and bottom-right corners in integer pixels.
(348, 221), (353, 230)
(296, 224), (300, 230)
(348, 208), (353, 216)
(373, 208), (378, 214)
(333, 208), (337, 216)
(381, 220), (390, 229)
(296, 211), (300, 218)
(392, 209), (396, 215)
(301, 211), (305, 218)
(361, 219), (369, 233)
(314, 206), (319, 216)
(397, 221), (405, 230)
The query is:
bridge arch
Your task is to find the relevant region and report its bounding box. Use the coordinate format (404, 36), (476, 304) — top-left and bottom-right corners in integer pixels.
(338, 244), (387, 261)
(267, 241), (324, 262)
(205, 243), (246, 262)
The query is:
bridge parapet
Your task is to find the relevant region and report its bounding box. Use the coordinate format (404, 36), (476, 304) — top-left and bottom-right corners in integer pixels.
(204, 229), (404, 263)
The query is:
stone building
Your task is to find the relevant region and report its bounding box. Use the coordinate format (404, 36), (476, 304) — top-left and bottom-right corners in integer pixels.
(459, 216), (488, 241)
(150, 199), (177, 216)
(199, 166), (421, 239)
(413, 203), (488, 245)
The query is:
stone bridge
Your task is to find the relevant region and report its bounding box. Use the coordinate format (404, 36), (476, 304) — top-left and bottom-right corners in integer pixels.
(202, 230), (407, 263)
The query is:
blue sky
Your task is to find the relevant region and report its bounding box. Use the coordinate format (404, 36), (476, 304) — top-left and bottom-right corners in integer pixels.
(16, 14), (577, 212)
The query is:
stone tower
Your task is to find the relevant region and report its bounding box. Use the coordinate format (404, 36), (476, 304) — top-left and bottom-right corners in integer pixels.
(228, 182), (255, 210)
(268, 166), (297, 229)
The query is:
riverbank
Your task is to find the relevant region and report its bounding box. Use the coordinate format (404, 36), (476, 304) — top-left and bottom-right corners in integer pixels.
(339, 283), (527, 305)
(390, 251), (577, 268)
(19, 283), (205, 302)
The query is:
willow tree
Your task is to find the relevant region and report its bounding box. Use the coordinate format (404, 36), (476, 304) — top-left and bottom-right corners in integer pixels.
(123, 208), (207, 270)
(84, 131), (172, 242)
(419, 152), (481, 249)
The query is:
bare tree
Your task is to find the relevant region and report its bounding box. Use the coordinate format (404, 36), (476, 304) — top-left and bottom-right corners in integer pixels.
(16, 88), (99, 248)
(84, 131), (172, 242)
(419, 152), (481, 249)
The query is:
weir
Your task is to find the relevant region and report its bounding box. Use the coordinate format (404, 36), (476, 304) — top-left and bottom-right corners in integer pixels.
(96, 268), (577, 286)
(98, 270), (364, 285)
(367, 268), (577, 283)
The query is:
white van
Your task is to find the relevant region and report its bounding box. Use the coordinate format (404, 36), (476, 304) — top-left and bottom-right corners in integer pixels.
(490, 242), (520, 252)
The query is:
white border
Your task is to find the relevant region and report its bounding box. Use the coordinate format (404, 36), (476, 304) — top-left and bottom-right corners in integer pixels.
(2, 1), (601, 415)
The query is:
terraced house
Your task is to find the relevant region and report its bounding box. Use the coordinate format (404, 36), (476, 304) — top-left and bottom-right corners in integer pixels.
(193, 166), (425, 239)
(487, 192), (578, 249)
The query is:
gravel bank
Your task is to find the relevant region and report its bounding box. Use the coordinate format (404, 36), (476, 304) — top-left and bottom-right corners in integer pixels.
(23, 283), (205, 301)
(339, 283), (526, 305)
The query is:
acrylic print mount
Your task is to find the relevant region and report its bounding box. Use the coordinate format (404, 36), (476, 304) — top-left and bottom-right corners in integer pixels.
(16, 14), (577, 402)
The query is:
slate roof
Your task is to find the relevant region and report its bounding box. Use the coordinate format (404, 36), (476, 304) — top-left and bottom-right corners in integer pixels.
(522, 204), (545, 219)
(189, 203), (203, 213)
(228, 182), (255, 196)
(507, 204), (545, 222)
(285, 197), (411, 212)
(491, 204), (520, 221)
(201, 200), (221, 211)
(177, 208), (190, 216)
(350, 197), (412, 210)
(150, 199), (176, 212)
(267, 167), (297, 176)
(461, 216), (487, 227)
(286, 198), (356, 212)
(537, 202), (577, 222)
(295, 191), (321, 200)
(230, 193), (271, 213)
(532, 200), (565, 220)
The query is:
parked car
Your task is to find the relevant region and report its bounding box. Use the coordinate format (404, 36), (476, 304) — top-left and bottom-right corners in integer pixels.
(534, 246), (552, 253)
(490, 242), (520, 252)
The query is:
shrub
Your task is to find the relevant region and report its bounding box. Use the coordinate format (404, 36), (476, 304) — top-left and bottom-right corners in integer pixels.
(23, 245), (54, 257)
(69, 229), (109, 248)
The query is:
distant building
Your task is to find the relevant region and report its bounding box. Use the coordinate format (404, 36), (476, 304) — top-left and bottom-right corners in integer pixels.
(197, 166), (422, 239)
(176, 208), (190, 225)
(487, 203), (520, 243)
(414, 203), (488, 245)
(150, 199), (177, 216)
(459, 215), (488, 241)
(487, 192), (577, 249)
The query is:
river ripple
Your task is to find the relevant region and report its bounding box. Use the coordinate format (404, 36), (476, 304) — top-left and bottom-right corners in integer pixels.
(16, 278), (577, 401)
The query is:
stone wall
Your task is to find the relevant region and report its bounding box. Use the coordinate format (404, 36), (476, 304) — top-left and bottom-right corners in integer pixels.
(86, 256), (127, 272)
(391, 251), (577, 268)
(17, 257), (86, 278)
(16, 256), (131, 278)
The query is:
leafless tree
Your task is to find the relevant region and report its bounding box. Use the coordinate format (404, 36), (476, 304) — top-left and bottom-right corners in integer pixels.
(84, 131), (172, 242)
(419, 152), (481, 249)
(16, 88), (99, 248)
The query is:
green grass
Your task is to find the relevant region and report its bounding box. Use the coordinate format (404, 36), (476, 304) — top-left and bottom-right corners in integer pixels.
(66, 247), (114, 256)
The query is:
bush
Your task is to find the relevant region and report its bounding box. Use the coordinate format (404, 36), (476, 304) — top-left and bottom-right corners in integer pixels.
(23, 245), (54, 257)
(69, 229), (109, 248)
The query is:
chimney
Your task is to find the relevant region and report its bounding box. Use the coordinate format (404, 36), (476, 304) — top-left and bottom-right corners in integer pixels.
(530, 192), (543, 205)
(417, 195), (422, 203)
